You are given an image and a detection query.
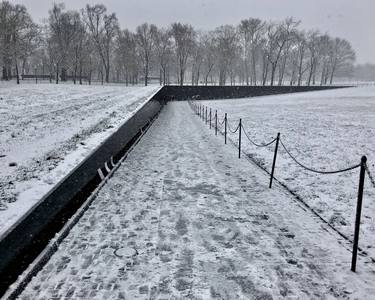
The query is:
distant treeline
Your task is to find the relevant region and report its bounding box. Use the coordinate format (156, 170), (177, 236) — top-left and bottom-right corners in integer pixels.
(353, 64), (375, 82)
(0, 1), (357, 86)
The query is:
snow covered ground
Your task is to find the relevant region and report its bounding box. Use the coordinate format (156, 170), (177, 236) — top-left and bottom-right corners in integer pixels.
(201, 86), (375, 261)
(14, 102), (375, 299)
(0, 83), (160, 236)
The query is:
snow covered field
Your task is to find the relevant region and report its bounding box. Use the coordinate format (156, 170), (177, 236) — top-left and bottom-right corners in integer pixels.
(0, 83), (160, 236)
(13, 102), (375, 299)
(201, 86), (375, 260)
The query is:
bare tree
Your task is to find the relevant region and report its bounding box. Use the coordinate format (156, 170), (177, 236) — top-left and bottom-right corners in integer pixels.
(1, 2), (357, 86)
(48, 3), (82, 83)
(18, 23), (40, 78)
(304, 31), (318, 85)
(83, 4), (118, 83)
(266, 18), (300, 86)
(328, 37), (355, 84)
(318, 34), (332, 85)
(115, 29), (139, 85)
(200, 32), (216, 86)
(294, 31), (309, 86)
(0, 1), (14, 80)
(238, 18), (264, 85)
(277, 33), (295, 86)
(170, 22), (195, 86)
(213, 25), (238, 86)
(70, 16), (86, 84)
(153, 27), (172, 85)
(135, 23), (157, 86)
(0, 1), (38, 82)
(191, 33), (206, 86)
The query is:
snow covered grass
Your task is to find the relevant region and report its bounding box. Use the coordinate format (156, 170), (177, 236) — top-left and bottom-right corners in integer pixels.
(201, 86), (375, 260)
(0, 83), (160, 236)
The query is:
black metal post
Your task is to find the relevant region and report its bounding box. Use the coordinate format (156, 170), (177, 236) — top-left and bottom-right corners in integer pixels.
(351, 155), (367, 272)
(210, 108), (212, 129)
(215, 110), (218, 136)
(205, 107), (207, 124)
(269, 133), (280, 188)
(224, 113), (227, 144)
(238, 119), (242, 158)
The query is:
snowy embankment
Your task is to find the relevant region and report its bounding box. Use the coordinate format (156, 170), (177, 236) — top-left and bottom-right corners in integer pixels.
(0, 83), (160, 236)
(16, 102), (375, 299)
(201, 86), (375, 259)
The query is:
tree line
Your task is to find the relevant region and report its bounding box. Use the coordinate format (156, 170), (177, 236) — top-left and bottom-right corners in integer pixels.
(0, 1), (356, 86)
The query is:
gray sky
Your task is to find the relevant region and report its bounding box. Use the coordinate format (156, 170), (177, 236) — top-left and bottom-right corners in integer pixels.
(14, 0), (375, 64)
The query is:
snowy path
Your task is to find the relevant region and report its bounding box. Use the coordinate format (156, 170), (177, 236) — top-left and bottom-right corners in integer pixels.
(0, 84), (159, 235)
(19, 102), (375, 299)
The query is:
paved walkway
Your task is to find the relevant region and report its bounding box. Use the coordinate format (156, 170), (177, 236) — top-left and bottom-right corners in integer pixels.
(19, 102), (375, 299)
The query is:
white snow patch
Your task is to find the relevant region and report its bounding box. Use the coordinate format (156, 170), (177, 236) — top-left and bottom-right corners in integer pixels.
(0, 83), (161, 236)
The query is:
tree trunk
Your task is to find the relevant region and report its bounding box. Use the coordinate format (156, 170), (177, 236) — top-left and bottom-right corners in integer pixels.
(179, 67), (184, 86)
(245, 58), (249, 86)
(307, 61), (314, 86)
(261, 55), (268, 86)
(278, 56), (287, 86)
(144, 59), (148, 86)
(329, 64), (336, 85)
(251, 49), (257, 86)
(15, 62), (20, 84)
(56, 63), (59, 84)
(79, 63), (83, 85)
(73, 66), (77, 84)
(2, 66), (7, 80)
(270, 64), (276, 86)
(61, 68), (67, 82)
(105, 66), (110, 83)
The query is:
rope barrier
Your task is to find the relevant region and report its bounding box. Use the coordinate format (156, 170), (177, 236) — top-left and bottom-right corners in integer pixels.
(279, 138), (360, 174)
(189, 101), (373, 272)
(242, 124), (277, 148)
(191, 101), (361, 176)
(365, 165), (375, 189)
(227, 121), (240, 134)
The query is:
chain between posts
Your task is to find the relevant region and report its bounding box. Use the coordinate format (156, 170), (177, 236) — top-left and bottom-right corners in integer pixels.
(279, 139), (361, 175)
(227, 121), (240, 134)
(241, 124), (277, 148)
(189, 101), (369, 272)
(365, 165), (375, 189)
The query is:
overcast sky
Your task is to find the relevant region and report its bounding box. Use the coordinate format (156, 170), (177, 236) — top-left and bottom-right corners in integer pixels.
(14, 0), (375, 64)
